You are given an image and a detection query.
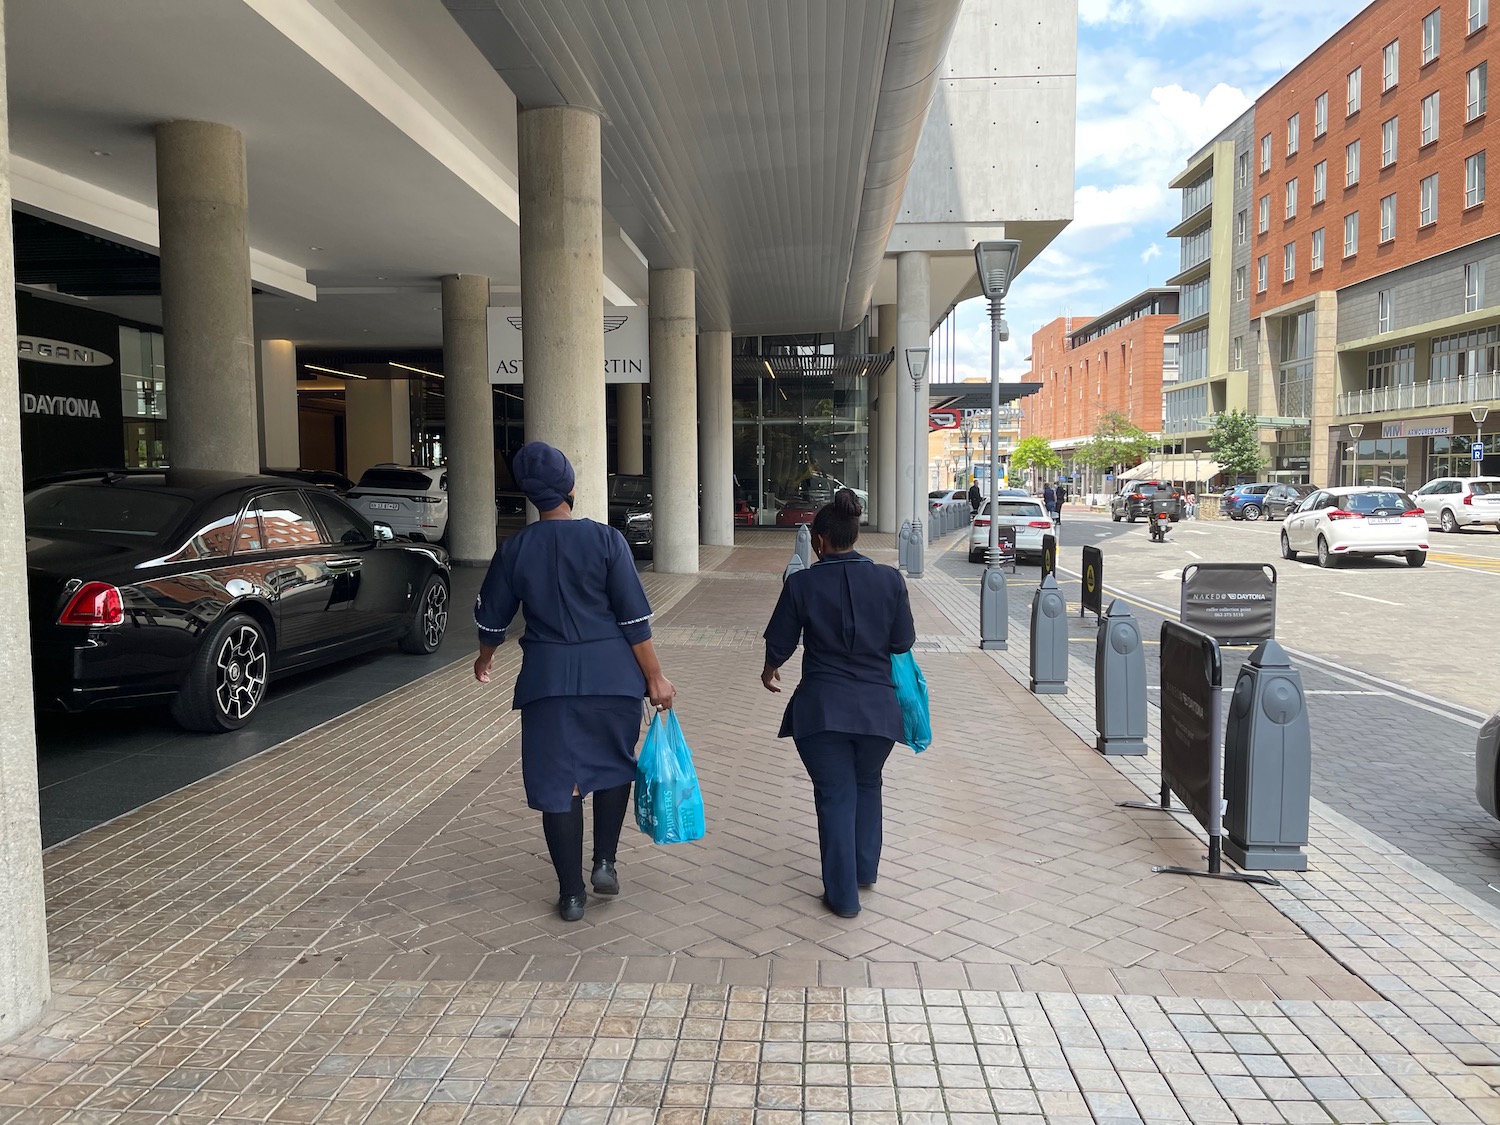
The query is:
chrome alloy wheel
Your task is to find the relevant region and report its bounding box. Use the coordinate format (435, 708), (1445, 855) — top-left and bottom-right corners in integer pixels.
(422, 580), (449, 649)
(214, 624), (267, 720)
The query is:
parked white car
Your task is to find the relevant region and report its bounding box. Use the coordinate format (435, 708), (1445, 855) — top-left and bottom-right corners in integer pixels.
(1410, 477), (1500, 534)
(1280, 486), (1428, 568)
(1476, 705), (1500, 820)
(968, 497), (1054, 563)
(345, 465), (449, 542)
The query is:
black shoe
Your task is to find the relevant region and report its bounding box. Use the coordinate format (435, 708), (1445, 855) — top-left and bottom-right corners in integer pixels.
(591, 860), (620, 896)
(557, 893), (587, 922)
(821, 894), (860, 919)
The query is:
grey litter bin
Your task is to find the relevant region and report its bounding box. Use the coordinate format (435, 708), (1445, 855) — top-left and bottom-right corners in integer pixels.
(1094, 599), (1147, 755)
(1222, 639), (1310, 871)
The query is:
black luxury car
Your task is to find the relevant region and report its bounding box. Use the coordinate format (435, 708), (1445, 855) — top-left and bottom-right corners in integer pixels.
(607, 473), (653, 556)
(25, 470), (451, 733)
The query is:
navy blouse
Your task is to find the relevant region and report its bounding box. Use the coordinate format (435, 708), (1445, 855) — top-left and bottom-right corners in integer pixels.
(475, 519), (653, 709)
(763, 551), (916, 741)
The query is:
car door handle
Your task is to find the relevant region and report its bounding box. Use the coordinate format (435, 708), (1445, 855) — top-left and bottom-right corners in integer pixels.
(326, 558), (362, 572)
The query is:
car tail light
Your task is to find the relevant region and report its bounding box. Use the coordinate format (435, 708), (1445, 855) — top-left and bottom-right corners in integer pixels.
(1403, 508), (1424, 517)
(58, 582), (123, 626)
(1325, 509), (1358, 520)
(1027, 520), (1052, 529)
(1130, 492), (1143, 500)
(1464, 493), (1474, 505)
(974, 516), (989, 527)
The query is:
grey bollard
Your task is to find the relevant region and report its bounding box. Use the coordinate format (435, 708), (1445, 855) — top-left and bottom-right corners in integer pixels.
(898, 520), (911, 570)
(794, 523), (813, 568)
(1222, 640), (1311, 871)
(979, 556), (1008, 650)
(1094, 599), (1147, 755)
(1029, 573), (1068, 694)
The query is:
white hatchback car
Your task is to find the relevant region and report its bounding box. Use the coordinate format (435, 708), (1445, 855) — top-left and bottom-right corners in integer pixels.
(1410, 477), (1500, 534)
(345, 465), (449, 542)
(969, 497), (1054, 563)
(1280, 486), (1428, 568)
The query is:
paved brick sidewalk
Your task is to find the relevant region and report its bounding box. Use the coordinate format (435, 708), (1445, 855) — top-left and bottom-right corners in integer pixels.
(1, 531), (1494, 1123)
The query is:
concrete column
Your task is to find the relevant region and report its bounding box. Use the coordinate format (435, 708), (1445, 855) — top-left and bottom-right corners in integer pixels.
(442, 274), (494, 564)
(698, 330), (733, 548)
(0, 0), (52, 1042)
(518, 106), (607, 524)
(257, 340), (299, 469)
(875, 303), (898, 531)
(345, 379), (411, 481)
(895, 252), (931, 532)
(616, 383), (644, 475)
(649, 268), (698, 574)
(155, 120), (258, 475)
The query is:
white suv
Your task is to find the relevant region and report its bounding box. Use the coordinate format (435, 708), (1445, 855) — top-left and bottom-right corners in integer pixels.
(345, 465), (449, 542)
(1411, 477), (1500, 533)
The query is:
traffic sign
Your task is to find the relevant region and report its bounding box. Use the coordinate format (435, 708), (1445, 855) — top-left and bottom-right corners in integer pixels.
(1474, 442), (1486, 463)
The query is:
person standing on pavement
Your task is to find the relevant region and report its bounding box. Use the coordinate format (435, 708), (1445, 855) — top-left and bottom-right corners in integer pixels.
(968, 480), (982, 515)
(473, 442), (676, 922)
(760, 489), (917, 919)
(1043, 483), (1057, 520)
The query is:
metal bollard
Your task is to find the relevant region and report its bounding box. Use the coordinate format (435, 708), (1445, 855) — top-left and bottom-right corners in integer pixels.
(898, 520), (911, 570)
(909, 517), (924, 577)
(1094, 599), (1147, 755)
(1029, 573), (1068, 694)
(793, 523), (813, 568)
(1222, 639), (1311, 871)
(979, 549), (1008, 650)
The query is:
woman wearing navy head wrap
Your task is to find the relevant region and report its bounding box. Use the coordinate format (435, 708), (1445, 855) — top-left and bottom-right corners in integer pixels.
(473, 442), (675, 921)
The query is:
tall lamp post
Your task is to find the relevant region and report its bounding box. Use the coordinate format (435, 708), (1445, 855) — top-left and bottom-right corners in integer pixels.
(1346, 422), (1363, 486)
(974, 239), (1022, 650)
(960, 415), (974, 486)
(1472, 406), (1491, 475)
(905, 346), (930, 578)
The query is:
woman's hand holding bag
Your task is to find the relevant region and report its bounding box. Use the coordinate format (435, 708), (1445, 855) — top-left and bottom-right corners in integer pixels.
(635, 710), (706, 844)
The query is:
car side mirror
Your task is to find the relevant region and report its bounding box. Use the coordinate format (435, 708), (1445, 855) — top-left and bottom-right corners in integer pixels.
(373, 521), (395, 542)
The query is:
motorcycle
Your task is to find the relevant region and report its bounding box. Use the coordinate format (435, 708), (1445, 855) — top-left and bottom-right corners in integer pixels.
(1148, 501), (1173, 542)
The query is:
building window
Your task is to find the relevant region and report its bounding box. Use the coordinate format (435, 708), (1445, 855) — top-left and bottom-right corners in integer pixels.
(1366, 344), (1417, 390)
(1420, 173), (1439, 226)
(1259, 194), (1270, 233)
(1378, 290), (1393, 333)
(1381, 117), (1399, 167)
(1346, 139), (1361, 186)
(1468, 151), (1487, 207)
(1313, 160), (1327, 204)
(1423, 8), (1441, 64)
(1283, 242), (1296, 282)
(1260, 133), (1272, 173)
(1472, 0), (1489, 35)
(1179, 223), (1213, 271)
(1181, 172), (1213, 219)
(1287, 113), (1300, 156)
(1235, 209), (1248, 245)
(1347, 66), (1362, 115)
(1380, 193), (1397, 242)
(1432, 324), (1500, 383)
(1285, 178), (1299, 219)
(1311, 227), (1325, 270)
(1344, 211), (1359, 257)
(1466, 262), (1487, 312)
(1181, 276), (1211, 321)
(1470, 63), (1489, 121)
(1256, 255), (1268, 292)
(1383, 40), (1400, 90)
(1232, 336), (1244, 369)
(1236, 150), (1251, 188)
(1421, 92), (1441, 146)
(1234, 265), (1246, 302)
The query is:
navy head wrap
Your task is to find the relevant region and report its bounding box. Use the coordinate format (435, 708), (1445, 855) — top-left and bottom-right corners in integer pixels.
(511, 441), (576, 513)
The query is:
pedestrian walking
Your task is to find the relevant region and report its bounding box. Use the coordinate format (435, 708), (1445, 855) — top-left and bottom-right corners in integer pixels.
(760, 489), (917, 918)
(473, 441), (676, 922)
(968, 480), (982, 514)
(1043, 483), (1057, 520)
(1186, 490), (1198, 519)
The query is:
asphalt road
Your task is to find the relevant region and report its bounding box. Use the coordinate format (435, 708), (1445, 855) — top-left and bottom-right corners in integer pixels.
(937, 512), (1500, 908)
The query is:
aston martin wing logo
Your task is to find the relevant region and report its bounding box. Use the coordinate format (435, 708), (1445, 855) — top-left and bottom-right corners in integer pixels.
(505, 315), (629, 332)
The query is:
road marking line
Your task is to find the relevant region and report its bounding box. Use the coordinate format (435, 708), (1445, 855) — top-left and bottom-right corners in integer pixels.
(1336, 591), (1403, 606)
(1304, 689), (1384, 695)
(1185, 550), (1202, 559)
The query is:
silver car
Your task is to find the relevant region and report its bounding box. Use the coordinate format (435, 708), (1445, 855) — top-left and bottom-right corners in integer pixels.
(1411, 477), (1500, 533)
(1476, 707), (1500, 819)
(345, 465), (449, 543)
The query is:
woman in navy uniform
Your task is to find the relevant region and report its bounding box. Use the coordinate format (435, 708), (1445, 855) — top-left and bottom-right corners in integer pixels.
(761, 489), (916, 917)
(473, 442), (675, 921)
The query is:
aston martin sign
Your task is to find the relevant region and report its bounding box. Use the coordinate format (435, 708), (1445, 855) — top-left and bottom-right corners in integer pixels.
(488, 305), (649, 384)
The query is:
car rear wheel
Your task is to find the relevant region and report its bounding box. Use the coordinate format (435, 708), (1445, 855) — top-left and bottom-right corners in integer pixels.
(1280, 531), (1297, 561)
(172, 612), (270, 732)
(1406, 550), (1427, 568)
(1316, 536), (1338, 569)
(1111, 512), (1121, 522)
(1440, 509), (1459, 534)
(1242, 503), (1262, 521)
(399, 574), (450, 654)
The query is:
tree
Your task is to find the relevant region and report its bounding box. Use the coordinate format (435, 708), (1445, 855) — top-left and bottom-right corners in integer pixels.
(1207, 409), (1268, 478)
(1075, 411), (1156, 474)
(1007, 435), (1063, 478)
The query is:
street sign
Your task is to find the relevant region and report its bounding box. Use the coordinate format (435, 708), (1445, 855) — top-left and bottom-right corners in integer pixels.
(929, 410), (959, 431)
(1474, 442), (1486, 462)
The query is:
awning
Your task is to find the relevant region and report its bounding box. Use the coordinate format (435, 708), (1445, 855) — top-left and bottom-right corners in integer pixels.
(1120, 455), (1228, 480)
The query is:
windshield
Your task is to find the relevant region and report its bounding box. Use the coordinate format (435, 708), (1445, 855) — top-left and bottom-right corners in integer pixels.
(609, 476), (651, 503)
(1344, 491), (1413, 513)
(26, 483), (191, 542)
(986, 501), (1045, 518)
(357, 468), (435, 492)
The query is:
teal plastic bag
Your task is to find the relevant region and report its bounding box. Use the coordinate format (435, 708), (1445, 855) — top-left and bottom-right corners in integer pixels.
(634, 710), (706, 844)
(891, 651), (932, 753)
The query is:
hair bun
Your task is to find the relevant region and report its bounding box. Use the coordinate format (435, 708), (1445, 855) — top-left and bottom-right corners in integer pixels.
(832, 488), (863, 518)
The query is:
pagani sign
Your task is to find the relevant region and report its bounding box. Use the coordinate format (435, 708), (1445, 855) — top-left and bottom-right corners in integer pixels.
(18, 335), (114, 367)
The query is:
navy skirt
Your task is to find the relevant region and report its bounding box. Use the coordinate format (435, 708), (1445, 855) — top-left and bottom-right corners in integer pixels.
(521, 695), (643, 813)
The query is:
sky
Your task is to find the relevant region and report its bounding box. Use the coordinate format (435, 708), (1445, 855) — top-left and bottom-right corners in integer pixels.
(933, 0), (1370, 389)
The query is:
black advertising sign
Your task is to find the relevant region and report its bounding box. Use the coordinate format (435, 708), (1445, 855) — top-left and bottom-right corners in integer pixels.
(1159, 620), (1223, 836)
(1081, 545), (1103, 619)
(1040, 534), (1057, 579)
(16, 293), (124, 481)
(1179, 562), (1277, 646)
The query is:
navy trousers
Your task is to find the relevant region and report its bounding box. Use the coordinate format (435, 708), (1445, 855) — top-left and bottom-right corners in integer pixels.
(795, 732), (895, 914)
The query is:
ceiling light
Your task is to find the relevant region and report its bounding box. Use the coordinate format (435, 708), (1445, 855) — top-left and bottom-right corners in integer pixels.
(304, 363), (366, 380)
(389, 361), (442, 379)
(309, 246), (323, 251)
(91, 149), (110, 157)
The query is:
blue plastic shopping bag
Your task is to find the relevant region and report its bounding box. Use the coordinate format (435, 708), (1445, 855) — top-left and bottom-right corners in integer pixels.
(891, 651), (932, 753)
(634, 710), (706, 844)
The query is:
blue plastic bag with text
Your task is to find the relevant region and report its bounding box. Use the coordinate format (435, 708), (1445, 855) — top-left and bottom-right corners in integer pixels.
(891, 651), (932, 753)
(634, 710), (706, 844)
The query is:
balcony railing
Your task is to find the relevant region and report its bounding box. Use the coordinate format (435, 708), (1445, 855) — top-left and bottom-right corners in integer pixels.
(1336, 372), (1500, 416)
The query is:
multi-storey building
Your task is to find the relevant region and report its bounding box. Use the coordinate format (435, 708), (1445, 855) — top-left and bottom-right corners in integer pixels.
(1247, 0), (1496, 486)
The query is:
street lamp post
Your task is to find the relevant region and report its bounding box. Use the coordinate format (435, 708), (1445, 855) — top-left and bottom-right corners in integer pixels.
(905, 347), (930, 578)
(974, 240), (1022, 651)
(960, 415), (974, 486)
(1472, 406), (1490, 475)
(1346, 422), (1364, 486)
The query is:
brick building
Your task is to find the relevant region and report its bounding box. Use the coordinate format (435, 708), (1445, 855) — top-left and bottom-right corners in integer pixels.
(1244, 0), (1496, 486)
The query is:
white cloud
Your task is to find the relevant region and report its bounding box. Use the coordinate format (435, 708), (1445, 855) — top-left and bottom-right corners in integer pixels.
(1141, 243), (1163, 264)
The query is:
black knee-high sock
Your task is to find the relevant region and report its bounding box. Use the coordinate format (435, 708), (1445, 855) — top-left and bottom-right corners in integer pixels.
(591, 783), (632, 864)
(541, 796), (585, 897)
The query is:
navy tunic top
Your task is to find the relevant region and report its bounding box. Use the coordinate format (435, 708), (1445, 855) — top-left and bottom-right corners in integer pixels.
(475, 519), (653, 709)
(763, 551), (916, 742)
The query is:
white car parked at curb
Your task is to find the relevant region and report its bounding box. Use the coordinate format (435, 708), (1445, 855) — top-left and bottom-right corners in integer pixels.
(1410, 477), (1500, 534)
(1280, 486), (1429, 568)
(345, 465), (450, 543)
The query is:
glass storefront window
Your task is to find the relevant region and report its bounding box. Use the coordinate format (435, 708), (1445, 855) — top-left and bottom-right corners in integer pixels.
(118, 325), (168, 467)
(1340, 437), (1409, 487)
